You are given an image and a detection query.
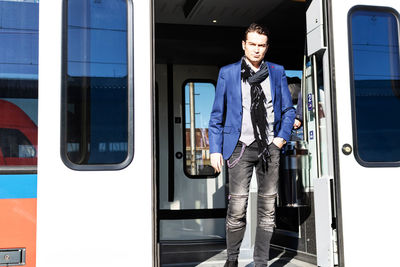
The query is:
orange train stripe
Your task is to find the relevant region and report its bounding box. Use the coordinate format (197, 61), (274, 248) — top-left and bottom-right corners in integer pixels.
(0, 198), (36, 267)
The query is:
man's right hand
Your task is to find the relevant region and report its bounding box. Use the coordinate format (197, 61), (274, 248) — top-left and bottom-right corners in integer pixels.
(210, 153), (224, 173)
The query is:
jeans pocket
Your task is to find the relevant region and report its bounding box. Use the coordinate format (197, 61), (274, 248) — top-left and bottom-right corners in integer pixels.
(270, 142), (281, 150)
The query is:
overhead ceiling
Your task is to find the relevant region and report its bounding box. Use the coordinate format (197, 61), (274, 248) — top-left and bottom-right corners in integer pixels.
(155, 0), (308, 69)
(155, 0), (285, 27)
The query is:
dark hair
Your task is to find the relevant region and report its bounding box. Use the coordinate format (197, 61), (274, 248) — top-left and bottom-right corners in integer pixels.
(243, 23), (270, 43)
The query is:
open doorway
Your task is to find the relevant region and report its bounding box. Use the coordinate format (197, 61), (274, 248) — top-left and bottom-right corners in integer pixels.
(154, 0), (315, 266)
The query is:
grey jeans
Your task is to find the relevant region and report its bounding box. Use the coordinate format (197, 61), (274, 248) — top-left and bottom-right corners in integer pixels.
(226, 141), (280, 267)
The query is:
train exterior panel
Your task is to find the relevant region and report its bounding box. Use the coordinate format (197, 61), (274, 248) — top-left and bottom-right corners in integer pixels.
(0, 1), (38, 267)
(0, 175), (36, 266)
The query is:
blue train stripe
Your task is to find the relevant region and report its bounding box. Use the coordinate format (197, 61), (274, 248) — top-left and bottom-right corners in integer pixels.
(0, 175), (37, 199)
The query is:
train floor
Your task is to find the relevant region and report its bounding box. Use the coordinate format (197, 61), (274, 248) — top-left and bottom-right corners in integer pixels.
(160, 243), (317, 267)
(162, 256), (317, 267)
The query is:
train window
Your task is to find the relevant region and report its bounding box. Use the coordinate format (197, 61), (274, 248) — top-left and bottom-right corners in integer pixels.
(349, 7), (400, 166)
(62, 0), (133, 170)
(183, 81), (217, 178)
(0, 1), (38, 170)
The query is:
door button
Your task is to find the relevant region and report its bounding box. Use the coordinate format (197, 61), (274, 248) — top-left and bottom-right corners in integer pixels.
(175, 152), (183, 159)
(342, 144), (352, 155)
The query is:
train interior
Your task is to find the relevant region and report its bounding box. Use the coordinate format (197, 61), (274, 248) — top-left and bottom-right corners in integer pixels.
(154, 0), (324, 266)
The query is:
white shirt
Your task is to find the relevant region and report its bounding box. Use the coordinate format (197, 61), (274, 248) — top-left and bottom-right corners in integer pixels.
(239, 59), (275, 146)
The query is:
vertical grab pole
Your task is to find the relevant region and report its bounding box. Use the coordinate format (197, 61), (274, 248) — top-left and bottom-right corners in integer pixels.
(189, 82), (197, 175)
(167, 64), (175, 202)
(312, 55), (322, 177)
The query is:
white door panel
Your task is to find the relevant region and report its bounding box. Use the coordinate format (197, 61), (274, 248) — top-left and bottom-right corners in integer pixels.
(330, 1), (400, 266)
(37, 0), (152, 266)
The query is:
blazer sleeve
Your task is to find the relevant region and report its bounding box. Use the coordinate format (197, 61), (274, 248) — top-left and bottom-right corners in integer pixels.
(277, 68), (296, 141)
(295, 90), (303, 122)
(208, 68), (227, 154)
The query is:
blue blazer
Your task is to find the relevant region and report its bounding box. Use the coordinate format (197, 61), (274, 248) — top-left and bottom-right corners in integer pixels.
(208, 60), (295, 160)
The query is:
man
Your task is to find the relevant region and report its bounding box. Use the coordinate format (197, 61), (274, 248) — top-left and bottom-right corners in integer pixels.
(208, 23), (295, 267)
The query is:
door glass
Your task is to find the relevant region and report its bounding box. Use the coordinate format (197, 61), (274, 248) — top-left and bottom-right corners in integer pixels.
(62, 0), (132, 168)
(183, 81), (216, 177)
(304, 64), (317, 185)
(349, 9), (400, 165)
(314, 57), (329, 177)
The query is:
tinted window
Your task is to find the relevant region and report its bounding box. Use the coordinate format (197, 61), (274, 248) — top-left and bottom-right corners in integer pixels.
(0, 1), (38, 168)
(349, 8), (400, 165)
(62, 0), (132, 169)
(183, 81), (216, 177)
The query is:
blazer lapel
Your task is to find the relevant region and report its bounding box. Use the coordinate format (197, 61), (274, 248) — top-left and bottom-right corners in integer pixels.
(232, 60), (242, 105)
(266, 62), (276, 103)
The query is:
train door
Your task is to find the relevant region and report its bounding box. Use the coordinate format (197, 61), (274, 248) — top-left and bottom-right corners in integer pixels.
(155, 64), (227, 264)
(154, 0), (320, 266)
(329, 0), (400, 266)
(307, 0), (400, 266)
(37, 0), (153, 266)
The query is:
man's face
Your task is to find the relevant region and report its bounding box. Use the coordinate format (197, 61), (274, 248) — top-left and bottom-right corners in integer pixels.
(242, 31), (268, 67)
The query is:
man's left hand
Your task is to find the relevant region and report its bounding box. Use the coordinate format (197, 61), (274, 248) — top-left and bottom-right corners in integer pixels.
(272, 137), (286, 149)
(293, 119), (302, 129)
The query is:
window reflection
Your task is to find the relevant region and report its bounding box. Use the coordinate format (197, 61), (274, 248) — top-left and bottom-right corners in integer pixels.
(184, 81), (216, 177)
(63, 0), (129, 166)
(0, 1), (38, 167)
(350, 9), (400, 164)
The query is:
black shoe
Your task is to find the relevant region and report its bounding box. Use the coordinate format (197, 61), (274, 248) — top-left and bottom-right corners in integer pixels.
(224, 259), (238, 267)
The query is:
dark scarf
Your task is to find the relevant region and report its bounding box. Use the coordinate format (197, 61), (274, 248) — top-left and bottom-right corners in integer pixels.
(241, 58), (270, 161)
